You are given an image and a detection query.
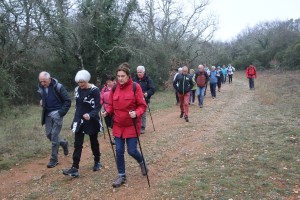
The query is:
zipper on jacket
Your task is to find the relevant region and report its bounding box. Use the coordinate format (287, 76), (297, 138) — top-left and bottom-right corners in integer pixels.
(183, 75), (185, 94)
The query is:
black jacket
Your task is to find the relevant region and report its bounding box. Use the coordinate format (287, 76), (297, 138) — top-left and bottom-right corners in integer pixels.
(173, 74), (194, 94)
(71, 85), (101, 135)
(133, 73), (155, 103)
(37, 78), (71, 125)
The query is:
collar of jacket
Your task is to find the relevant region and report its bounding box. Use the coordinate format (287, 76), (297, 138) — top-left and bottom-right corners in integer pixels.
(119, 78), (133, 89)
(135, 73), (148, 81)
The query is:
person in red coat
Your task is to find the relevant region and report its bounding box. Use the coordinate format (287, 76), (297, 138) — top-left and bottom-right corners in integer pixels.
(102, 63), (148, 188)
(100, 75), (115, 128)
(246, 63), (257, 90)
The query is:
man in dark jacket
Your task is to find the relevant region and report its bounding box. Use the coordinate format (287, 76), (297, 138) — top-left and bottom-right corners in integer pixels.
(173, 66), (194, 122)
(134, 65), (156, 134)
(38, 71), (71, 168)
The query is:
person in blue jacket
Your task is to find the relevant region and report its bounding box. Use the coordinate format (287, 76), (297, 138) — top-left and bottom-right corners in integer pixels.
(209, 66), (218, 99)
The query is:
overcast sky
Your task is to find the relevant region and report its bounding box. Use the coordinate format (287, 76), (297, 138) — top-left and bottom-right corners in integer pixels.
(208, 0), (300, 41)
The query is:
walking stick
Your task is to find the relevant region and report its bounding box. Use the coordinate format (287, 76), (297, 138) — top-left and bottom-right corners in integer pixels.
(101, 110), (117, 166)
(147, 104), (155, 132)
(131, 111), (151, 188)
(100, 115), (106, 139)
(105, 121), (117, 165)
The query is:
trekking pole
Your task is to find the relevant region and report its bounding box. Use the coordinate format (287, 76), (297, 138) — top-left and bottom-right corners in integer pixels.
(105, 121), (117, 165)
(100, 114), (106, 139)
(147, 104), (155, 132)
(102, 111), (117, 166)
(131, 110), (151, 188)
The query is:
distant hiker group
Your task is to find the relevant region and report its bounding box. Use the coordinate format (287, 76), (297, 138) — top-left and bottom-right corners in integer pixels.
(37, 62), (256, 188)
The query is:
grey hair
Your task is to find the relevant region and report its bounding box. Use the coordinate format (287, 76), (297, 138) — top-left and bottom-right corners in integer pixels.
(39, 71), (50, 79)
(211, 66), (216, 69)
(137, 65), (145, 72)
(75, 69), (91, 82)
(182, 66), (188, 70)
(198, 64), (204, 69)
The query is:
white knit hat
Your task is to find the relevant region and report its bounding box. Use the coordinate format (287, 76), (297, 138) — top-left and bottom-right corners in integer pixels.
(75, 70), (91, 82)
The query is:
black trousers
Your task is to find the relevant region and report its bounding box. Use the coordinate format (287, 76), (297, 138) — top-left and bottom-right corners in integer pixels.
(228, 74), (233, 83)
(72, 131), (100, 169)
(249, 78), (255, 89)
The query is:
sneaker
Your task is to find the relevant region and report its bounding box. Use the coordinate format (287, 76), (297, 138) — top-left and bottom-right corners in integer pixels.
(47, 159), (58, 168)
(63, 167), (79, 177)
(93, 162), (102, 171)
(141, 128), (145, 134)
(180, 112), (184, 118)
(199, 104), (203, 108)
(184, 117), (189, 122)
(112, 175), (127, 188)
(140, 162), (148, 176)
(61, 140), (69, 156)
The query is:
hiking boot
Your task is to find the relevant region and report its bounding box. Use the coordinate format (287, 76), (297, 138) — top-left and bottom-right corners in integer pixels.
(47, 159), (58, 168)
(199, 104), (203, 108)
(184, 117), (189, 122)
(63, 167), (79, 177)
(112, 175), (127, 188)
(141, 128), (145, 134)
(140, 162), (148, 176)
(93, 162), (102, 171)
(180, 112), (184, 118)
(61, 140), (69, 156)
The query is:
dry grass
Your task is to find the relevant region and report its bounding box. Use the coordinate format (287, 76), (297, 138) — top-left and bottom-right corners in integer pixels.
(157, 70), (300, 199)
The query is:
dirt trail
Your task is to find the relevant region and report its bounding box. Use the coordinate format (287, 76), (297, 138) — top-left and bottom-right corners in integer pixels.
(0, 74), (254, 200)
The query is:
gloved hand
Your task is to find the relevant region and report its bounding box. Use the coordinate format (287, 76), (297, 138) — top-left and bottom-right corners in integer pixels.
(72, 122), (78, 133)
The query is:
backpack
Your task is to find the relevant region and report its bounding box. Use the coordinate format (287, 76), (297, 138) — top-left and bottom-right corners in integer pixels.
(196, 72), (207, 87)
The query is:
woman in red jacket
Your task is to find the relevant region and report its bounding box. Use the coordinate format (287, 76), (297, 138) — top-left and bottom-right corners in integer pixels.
(102, 63), (147, 188)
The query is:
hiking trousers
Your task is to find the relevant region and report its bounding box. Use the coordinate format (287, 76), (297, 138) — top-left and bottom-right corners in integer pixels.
(72, 131), (100, 169)
(45, 111), (67, 162)
(115, 137), (143, 176)
(249, 78), (255, 89)
(178, 92), (190, 117)
(196, 86), (206, 106)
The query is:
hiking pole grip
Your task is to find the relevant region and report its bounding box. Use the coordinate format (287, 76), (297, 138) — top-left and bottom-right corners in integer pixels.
(130, 110), (151, 188)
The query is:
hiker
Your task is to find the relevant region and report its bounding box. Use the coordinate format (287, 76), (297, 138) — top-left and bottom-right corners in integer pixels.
(173, 67), (182, 105)
(38, 71), (71, 168)
(173, 66), (194, 122)
(101, 63), (148, 188)
(189, 68), (197, 105)
(221, 65), (227, 84)
(100, 75), (115, 128)
(133, 65), (156, 134)
(195, 65), (209, 108)
(227, 64), (235, 84)
(63, 70), (102, 177)
(203, 64), (210, 96)
(209, 66), (218, 99)
(246, 63), (257, 90)
(216, 66), (223, 92)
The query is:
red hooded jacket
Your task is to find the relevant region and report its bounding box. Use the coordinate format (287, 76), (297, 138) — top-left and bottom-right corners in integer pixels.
(106, 78), (147, 138)
(100, 84), (111, 111)
(246, 65), (257, 78)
